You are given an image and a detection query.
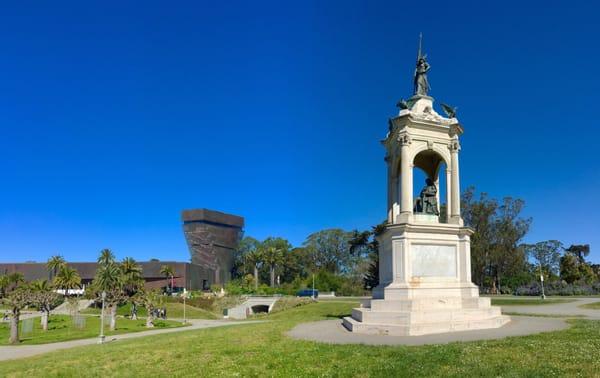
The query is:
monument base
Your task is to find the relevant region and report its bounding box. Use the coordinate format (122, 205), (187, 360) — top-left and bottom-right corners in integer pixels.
(343, 222), (509, 336)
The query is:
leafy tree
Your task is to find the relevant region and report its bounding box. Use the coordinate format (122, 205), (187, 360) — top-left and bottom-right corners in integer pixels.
(1, 274), (30, 344)
(350, 222), (387, 290)
(523, 240), (563, 278)
(30, 279), (61, 331)
(135, 289), (164, 328)
(462, 187), (531, 292)
(564, 244), (590, 263)
(160, 265), (175, 293)
(303, 229), (353, 274)
(560, 253), (581, 284)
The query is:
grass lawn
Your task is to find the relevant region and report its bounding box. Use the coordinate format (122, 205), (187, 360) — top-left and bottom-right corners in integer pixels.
(0, 301), (599, 377)
(0, 315), (184, 346)
(490, 298), (575, 306)
(579, 301), (600, 310)
(82, 301), (218, 320)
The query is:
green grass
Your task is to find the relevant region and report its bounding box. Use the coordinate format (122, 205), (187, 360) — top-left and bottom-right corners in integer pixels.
(82, 301), (218, 320)
(490, 298), (575, 306)
(0, 315), (184, 345)
(1, 301), (599, 377)
(579, 301), (600, 310)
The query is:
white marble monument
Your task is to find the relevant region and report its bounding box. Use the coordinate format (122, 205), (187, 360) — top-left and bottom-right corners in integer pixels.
(342, 45), (509, 336)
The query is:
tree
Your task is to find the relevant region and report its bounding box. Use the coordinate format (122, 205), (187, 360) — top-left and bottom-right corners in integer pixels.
(235, 237), (263, 289)
(261, 237), (290, 287)
(523, 240), (563, 279)
(303, 229), (353, 274)
(93, 249), (124, 331)
(135, 289), (164, 328)
(30, 279), (61, 331)
(160, 265), (175, 293)
(564, 244), (590, 263)
(350, 222), (387, 290)
(121, 257), (143, 319)
(54, 266), (81, 298)
(461, 187), (531, 292)
(561, 244), (595, 284)
(46, 255), (66, 281)
(1, 274), (30, 344)
(488, 197), (530, 292)
(560, 253), (580, 284)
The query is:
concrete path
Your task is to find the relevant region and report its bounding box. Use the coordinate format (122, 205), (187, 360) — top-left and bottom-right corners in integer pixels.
(497, 297), (600, 319)
(0, 318), (261, 361)
(288, 316), (568, 346)
(288, 297), (600, 346)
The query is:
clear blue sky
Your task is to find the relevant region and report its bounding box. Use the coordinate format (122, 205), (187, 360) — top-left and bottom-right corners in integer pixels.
(1, 1), (598, 263)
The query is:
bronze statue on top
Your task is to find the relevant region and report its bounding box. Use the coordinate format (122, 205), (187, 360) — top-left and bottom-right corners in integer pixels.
(414, 178), (439, 216)
(413, 33), (430, 97)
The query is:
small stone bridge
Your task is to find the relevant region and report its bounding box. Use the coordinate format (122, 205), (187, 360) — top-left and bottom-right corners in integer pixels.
(226, 296), (280, 319)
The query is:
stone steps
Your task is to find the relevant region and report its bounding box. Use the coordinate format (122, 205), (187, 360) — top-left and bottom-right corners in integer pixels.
(352, 306), (502, 325)
(342, 314), (510, 336)
(367, 297), (491, 312)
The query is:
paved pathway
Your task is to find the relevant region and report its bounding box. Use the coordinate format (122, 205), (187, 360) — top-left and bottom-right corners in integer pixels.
(288, 297), (600, 346)
(288, 316), (568, 346)
(0, 318), (260, 361)
(497, 297), (600, 319)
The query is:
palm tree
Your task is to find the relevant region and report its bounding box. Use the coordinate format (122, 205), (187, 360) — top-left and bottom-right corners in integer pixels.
(245, 249), (263, 290)
(98, 248), (116, 266)
(121, 257), (143, 319)
(160, 265), (175, 293)
(46, 255), (66, 281)
(261, 246), (284, 288)
(94, 261), (124, 331)
(54, 266), (81, 297)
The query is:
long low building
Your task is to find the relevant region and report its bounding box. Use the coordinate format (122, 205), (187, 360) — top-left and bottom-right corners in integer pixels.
(0, 261), (213, 291)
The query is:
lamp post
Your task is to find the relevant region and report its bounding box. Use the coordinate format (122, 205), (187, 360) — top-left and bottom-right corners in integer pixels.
(312, 273), (315, 300)
(98, 290), (106, 344)
(183, 288), (187, 324)
(539, 263), (546, 300)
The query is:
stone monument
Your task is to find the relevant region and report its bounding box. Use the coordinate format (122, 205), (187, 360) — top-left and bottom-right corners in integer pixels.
(343, 37), (509, 336)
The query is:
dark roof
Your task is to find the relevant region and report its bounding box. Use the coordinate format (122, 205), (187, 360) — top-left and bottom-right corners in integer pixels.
(181, 208), (244, 228)
(0, 261), (191, 281)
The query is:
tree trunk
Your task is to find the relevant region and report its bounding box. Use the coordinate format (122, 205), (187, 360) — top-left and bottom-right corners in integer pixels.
(131, 303), (138, 320)
(41, 310), (49, 331)
(109, 305), (117, 331)
(9, 311), (19, 344)
(146, 310), (154, 328)
(254, 266), (259, 290)
(270, 265), (275, 287)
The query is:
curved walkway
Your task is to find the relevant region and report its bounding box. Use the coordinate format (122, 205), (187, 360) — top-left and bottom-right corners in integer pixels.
(288, 297), (600, 346)
(288, 316), (568, 346)
(498, 297), (600, 319)
(0, 318), (261, 361)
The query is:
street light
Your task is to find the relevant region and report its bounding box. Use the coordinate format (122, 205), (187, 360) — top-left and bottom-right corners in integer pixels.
(98, 290), (106, 344)
(539, 263), (546, 300)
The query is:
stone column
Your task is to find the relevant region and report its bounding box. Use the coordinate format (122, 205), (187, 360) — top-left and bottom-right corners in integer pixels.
(386, 156), (393, 223)
(399, 134), (412, 219)
(450, 140), (461, 222)
(446, 167), (452, 223)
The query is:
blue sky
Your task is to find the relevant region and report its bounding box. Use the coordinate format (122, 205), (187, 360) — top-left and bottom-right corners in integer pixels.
(1, 1), (598, 263)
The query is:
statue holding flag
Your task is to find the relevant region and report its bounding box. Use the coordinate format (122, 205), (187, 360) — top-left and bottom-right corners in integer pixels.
(413, 33), (430, 96)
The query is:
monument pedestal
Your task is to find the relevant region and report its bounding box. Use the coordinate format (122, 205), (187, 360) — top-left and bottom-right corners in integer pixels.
(343, 222), (509, 336)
